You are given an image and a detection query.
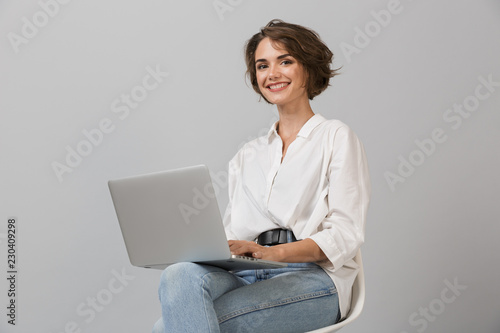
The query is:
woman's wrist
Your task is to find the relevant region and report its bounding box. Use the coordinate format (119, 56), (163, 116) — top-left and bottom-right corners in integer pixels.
(273, 239), (327, 263)
(273, 245), (287, 262)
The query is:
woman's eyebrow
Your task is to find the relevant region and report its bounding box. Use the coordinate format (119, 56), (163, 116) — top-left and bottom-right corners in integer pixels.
(255, 53), (292, 64)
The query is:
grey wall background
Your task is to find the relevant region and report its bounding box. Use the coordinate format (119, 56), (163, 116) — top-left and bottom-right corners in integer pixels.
(1, 0), (499, 332)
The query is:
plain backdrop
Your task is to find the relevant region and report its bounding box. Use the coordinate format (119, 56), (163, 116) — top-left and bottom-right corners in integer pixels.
(1, 0), (499, 332)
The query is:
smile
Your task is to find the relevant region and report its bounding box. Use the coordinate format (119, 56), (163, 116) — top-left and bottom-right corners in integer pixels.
(267, 82), (289, 91)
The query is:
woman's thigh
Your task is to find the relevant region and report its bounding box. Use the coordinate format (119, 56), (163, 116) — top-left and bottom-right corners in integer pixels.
(215, 265), (340, 333)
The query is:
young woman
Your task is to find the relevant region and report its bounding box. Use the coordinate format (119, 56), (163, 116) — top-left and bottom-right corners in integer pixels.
(152, 19), (370, 332)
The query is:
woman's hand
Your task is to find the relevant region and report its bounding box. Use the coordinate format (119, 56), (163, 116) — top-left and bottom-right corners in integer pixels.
(228, 238), (327, 263)
(228, 240), (284, 262)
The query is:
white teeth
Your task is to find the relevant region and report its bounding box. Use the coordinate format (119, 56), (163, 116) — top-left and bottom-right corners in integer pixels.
(269, 83), (288, 89)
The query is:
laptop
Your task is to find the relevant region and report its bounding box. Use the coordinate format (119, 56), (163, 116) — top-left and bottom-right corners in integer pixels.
(108, 165), (288, 270)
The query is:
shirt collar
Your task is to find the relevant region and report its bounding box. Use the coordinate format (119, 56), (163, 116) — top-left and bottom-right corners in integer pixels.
(266, 113), (326, 142)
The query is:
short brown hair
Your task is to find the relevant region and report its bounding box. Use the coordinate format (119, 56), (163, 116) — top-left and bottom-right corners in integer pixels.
(244, 19), (339, 103)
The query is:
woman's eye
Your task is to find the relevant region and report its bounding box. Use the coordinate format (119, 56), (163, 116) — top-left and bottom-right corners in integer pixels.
(281, 60), (292, 65)
(257, 64), (268, 70)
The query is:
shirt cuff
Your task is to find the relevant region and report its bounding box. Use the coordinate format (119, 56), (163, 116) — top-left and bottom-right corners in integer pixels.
(307, 233), (344, 271)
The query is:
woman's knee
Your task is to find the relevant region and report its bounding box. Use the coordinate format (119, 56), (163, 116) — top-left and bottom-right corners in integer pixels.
(159, 263), (199, 296)
(161, 262), (195, 281)
(159, 262), (207, 286)
(158, 262), (242, 305)
(159, 262), (221, 299)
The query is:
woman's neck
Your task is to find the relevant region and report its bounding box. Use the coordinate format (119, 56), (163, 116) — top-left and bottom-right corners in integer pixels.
(276, 99), (315, 140)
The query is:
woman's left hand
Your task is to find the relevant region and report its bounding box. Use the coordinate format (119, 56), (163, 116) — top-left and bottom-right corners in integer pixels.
(228, 240), (283, 262)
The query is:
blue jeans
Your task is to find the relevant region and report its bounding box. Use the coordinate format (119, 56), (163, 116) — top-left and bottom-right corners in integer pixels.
(152, 262), (340, 333)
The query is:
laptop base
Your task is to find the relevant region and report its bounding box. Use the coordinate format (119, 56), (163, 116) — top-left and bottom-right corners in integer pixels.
(144, 256), (288, 271)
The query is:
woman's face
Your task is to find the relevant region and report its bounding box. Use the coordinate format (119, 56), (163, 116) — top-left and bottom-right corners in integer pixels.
(254, 37), (308, 107)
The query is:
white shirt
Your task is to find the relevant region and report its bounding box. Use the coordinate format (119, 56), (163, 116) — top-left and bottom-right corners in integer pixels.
(222, 113), (371, 319)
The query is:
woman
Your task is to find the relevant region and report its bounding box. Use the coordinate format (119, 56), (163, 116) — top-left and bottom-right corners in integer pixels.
(153, 19), (370, 332)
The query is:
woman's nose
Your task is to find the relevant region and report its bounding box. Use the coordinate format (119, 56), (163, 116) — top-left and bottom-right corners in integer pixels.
(268, 65), (281, 80)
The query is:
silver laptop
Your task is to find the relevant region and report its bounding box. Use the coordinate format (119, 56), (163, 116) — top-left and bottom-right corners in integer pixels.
(108, 165), (287, 270)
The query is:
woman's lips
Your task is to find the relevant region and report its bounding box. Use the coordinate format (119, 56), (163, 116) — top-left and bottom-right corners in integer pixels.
(267, 82), (289, 92)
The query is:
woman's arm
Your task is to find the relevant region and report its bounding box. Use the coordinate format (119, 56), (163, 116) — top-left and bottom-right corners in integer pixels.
(228, 238), (327, 263)
(307, 125), (370, 270)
